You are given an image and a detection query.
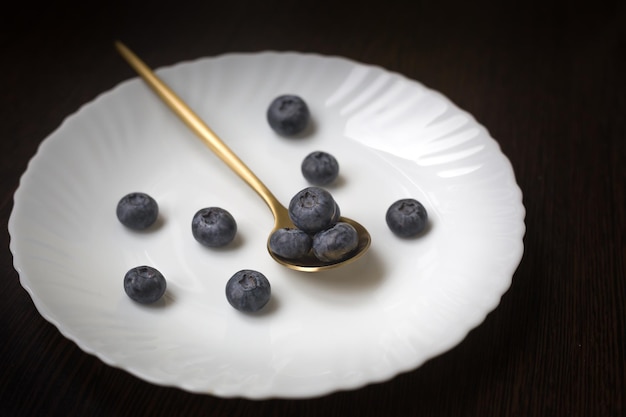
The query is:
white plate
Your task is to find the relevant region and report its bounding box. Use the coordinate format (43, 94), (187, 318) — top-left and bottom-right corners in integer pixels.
(8, 52), (525, 399)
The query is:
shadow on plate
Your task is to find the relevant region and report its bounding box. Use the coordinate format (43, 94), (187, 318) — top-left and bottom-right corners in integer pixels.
(291, 247), (386, 297)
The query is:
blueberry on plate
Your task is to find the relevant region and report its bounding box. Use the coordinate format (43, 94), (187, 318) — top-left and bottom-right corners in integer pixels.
(191, 207), (237, 247)
(269, 228), (312, 259)
(386, 198), (428, 237)
(301, 151), (339, 185)
(116, 192), (159, 230)
(267, 94), (310, 136)
(312, 222), (359, 262)
(288, 187), (339, 234)
(226, 270), (271, 313)
(124, 266), (166, 304)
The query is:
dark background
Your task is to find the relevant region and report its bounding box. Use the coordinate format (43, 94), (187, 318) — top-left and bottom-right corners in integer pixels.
(1, 0), (625, 416)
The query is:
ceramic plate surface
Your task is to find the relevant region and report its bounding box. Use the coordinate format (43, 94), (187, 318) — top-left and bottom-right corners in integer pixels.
(9, 52), (525, 399)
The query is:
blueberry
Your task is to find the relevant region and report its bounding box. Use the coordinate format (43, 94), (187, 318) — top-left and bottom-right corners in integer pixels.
(288, 187), (339, 234)
(269, 228), (312, 259)
(332, 201), (341, 223)
(225, 270), (271, 313)
(191, 207), (237, 247)
(312, 222), (359, 262)
(267, 94), (310, 136)
(123, 266), (166, 304)
(116, 192), (159, 230)
(301, 151), (339, 185)
(386, 198), (428, 237)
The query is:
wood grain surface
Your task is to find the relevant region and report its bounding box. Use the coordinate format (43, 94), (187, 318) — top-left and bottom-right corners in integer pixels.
(1, 0), (624, 415)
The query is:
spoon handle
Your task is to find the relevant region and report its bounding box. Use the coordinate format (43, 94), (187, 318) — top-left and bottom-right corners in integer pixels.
(115, 41), (286, 220)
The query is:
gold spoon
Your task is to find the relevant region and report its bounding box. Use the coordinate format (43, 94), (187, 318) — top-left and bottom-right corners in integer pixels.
(115, 41), (370, 272)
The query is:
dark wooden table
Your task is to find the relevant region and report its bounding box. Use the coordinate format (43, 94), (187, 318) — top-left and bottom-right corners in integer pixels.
(2, 0), (624, 415)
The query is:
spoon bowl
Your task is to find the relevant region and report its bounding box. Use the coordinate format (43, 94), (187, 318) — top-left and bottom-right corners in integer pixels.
(115, 41), (371, 271)
(267, 205), (371, 271)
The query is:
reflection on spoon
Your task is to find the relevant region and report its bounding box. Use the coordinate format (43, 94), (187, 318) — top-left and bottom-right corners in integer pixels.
(115, 41), (371, 272)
